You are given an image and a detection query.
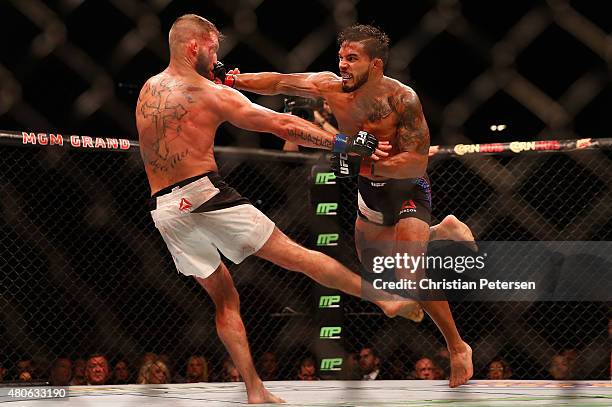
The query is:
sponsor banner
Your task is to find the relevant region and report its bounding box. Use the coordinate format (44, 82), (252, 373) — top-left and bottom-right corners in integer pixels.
(454, 143), (505, 156)
(316, 203), (338, 216)
(20, 132), (132, 151)
(3, 130), (610, 156)
(314, 172), (337, 185)
(358, 241), (612, 301)
(2, 130), (611, 156)
(316, 233), (339, 246)
(428, 138), (611, 157)
(320, 358), (343, 371)
(319, 326), (342, 339)
(319, 295), (341, 308)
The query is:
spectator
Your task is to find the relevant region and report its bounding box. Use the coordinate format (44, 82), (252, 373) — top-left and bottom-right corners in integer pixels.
(433, 347), (450, 379)
(226, 366), (241, 382)
(141, 352), (158, 367)
(296, 357), (319, 381)
(341, 352), (361, 380)
(221, 358), (242, 382)
(258, 352), (278, 381)
(70, 358), (87, 385)
(412, 358), (436, 380)
(0, 361), (7, 382)
(137, 359), (171, 385)
(388, 358), (406, 380)
(158, 354), (171, 369)
(359, 347), (383, 380)
(49, 358), (72, 386)
(85, 354), (110, 385)
(113, 359), (131, 384)
(18, 371), (32, 382)
(549, 354), (571, 380)
(433, 365), (447, 380)
(486, 358), (512, 380)
(158, 354), (176, 380)
(185, 355), (209, 383)
(560, 347), (577, 377)
(15, 356), (34, 380)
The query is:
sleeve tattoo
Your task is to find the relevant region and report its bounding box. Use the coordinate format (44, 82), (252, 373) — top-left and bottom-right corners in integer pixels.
(393, 92), (430, 155)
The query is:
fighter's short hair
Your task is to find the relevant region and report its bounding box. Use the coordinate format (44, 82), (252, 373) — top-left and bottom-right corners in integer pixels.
(168, 14), (221, 54)
(337, 24), (390, 66)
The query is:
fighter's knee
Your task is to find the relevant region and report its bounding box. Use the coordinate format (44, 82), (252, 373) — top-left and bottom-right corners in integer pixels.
(216, 287), (240, 313)
(441, 214), (459, 226)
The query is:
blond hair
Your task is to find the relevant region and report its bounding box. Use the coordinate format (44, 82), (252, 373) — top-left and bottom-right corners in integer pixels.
(137, 359), (171, 384)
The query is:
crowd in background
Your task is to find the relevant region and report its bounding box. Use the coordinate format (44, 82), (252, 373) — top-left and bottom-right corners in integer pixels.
(2, 332), (609, 386)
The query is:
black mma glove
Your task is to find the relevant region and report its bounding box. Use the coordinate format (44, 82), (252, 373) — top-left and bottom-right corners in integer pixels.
(210, 61), (237, 87)
(332, 131), (378, 157)
(330, 153), (361, 178)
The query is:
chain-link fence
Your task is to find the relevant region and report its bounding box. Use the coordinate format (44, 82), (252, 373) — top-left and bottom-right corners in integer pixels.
(1, 1), (610, 146)
(1, 132), (610, 384)
(334, 143), (612, 381)
(1, 0), (611, 385)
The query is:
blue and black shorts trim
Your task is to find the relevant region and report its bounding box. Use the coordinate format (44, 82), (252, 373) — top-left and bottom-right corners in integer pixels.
(357, 175), (432, 226)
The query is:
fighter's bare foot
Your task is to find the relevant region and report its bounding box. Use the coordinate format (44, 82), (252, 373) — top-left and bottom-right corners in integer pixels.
(382, 299), (424, 323)
(448, 341), (473, 388)
(440, 215), (478, 252)
(248, 387), (285, 404)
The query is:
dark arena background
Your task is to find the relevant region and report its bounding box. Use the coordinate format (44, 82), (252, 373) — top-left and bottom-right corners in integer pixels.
(0, 0), (611, 405)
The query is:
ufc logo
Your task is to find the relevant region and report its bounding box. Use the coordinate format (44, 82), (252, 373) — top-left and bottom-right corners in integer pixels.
(339, 153), (349, 175)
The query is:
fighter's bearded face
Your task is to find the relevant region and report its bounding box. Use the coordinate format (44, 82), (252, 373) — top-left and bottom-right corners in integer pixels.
(338, 41), (375, 92)
(195, 34), (219, 78)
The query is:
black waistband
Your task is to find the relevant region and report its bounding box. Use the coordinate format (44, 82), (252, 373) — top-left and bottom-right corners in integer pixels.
(148, 171), (250, 212)
(358, 174), (430, 187)
(151, 171), (219, 199)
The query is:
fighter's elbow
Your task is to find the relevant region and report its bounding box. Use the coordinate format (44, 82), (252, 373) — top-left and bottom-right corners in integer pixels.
(267, 74), (287, 95)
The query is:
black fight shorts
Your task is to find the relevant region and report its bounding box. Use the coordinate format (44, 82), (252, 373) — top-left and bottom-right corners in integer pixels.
(357, 175), (432, 226)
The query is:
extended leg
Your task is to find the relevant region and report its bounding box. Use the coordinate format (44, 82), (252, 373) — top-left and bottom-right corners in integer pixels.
(255, 227), (422, 322)
(195, 262), (284, 404)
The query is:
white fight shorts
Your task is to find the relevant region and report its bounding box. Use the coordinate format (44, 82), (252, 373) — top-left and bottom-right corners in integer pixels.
(149, 172), (275, 279)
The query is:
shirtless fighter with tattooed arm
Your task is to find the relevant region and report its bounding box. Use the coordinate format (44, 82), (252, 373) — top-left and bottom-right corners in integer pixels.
(136, 15), (425, 404)
(227, 25), (474, 387)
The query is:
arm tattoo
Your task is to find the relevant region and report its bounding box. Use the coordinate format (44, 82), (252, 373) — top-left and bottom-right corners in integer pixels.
(392, 92), (430, 155)
(137, 79), (197, 172)
(287, 128), (333, 149)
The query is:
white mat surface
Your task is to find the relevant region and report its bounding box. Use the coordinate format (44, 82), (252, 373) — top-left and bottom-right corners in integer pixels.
(2, 380), (611, 406)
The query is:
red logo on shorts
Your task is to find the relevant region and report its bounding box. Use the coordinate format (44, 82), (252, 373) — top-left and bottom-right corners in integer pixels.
(401, 200), (416, 210)
(179, 198), (192, 212)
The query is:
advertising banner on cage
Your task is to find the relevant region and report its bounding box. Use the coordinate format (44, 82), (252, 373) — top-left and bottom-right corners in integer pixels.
(359, 241), (612, 301)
